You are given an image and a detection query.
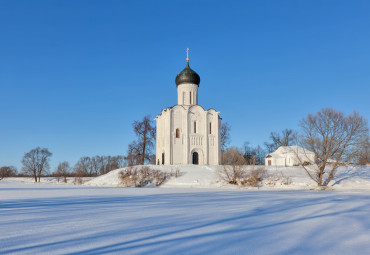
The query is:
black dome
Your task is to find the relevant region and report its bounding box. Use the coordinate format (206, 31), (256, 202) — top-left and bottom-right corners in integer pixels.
(175, 62), (200, 86)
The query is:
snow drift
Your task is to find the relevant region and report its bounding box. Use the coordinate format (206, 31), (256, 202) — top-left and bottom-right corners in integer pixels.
(84, 165), (370, 191)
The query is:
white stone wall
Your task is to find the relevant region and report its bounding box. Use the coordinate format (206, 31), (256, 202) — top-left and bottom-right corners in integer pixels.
(265, 146), (316, 166)
(177, 83), (198, 105)
(155, 105), (221, 165)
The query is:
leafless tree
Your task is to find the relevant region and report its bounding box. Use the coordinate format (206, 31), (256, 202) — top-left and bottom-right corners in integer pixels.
(21, 147), (52, 182)
(219, 147), (266, 186)
(298, 108), (369, 187)
(125, 115), (156, 165)
(74, 156), (92, 177)
(0, 166), (17, 180)
(55, 161), (70, 183)
(125, 141), (143, 166)
(90, 156), (102, 176)
(73, 155), (126, 177)
(114, 155), (127, 169)
(265, 129), (297, 153)
(220, 122), (231, 152)
(242, 142), (266, 165)
(219, 147), (246, 184)
(356, 136), (370, 165)
(222, 147), (246, 166)
(99, 155), (126, 175)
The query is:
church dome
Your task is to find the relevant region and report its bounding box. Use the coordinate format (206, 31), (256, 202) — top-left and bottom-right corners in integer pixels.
(175, 62), (200, 86)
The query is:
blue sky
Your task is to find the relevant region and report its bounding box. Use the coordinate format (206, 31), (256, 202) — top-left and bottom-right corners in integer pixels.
(1, 0), (369, 170)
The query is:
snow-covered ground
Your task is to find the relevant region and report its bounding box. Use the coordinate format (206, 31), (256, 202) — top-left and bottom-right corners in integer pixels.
(85, 165), (370, 191)
(4, 165), (369, 191)
(2, 176), (93, 185)
(1, 165), (369, 254)
(0, 183), (370, 254)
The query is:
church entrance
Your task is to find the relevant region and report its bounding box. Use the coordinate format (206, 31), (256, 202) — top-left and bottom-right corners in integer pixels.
(192, 152), (199, 165)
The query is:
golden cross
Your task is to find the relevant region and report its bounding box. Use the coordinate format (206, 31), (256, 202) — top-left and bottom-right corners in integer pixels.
(186, 48), (189, 62)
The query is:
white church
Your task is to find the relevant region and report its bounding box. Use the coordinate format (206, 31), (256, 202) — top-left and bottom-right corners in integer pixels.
(155, 49), (221, 165)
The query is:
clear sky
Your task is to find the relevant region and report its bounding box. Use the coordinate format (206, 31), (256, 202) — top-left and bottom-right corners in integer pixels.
(1, 0), (369, 170)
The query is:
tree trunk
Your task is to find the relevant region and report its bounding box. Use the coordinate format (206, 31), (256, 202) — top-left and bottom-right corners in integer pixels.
(34, 169), (37, 182)
(317, 166), (325, 186)
(141, 141), (146, 165)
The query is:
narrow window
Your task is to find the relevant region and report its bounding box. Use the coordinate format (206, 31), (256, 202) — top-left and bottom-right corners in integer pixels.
(209, 123), (212, 134)
(190, 92), (192, 104)
(194, 121), (196, 133)
(176, 128), (180, 138)
(162, 153), (165, 165)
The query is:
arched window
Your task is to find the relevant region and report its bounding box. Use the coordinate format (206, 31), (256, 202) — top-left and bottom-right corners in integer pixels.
(194, 121), (197, 133)
(176, 128), (180, 138)
(162, 153), (165, 165)
(209, 122), (212, 134)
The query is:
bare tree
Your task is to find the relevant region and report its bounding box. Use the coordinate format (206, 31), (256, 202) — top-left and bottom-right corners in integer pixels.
(114, 155), (127, 169)
(55, 161), (70, 183)
(254, 145), (267, 165)
(21, 147), (52, 182)
(74, 157), (92, 177)
(73, 155), (127, 177)
(219, 147), (266, 186)
(0, 166), (17, 180)
(90, 156), (102, 176)
(219, 147), (246, 184)
(299, 108), (369, 187)
(356, 136), (370, 165)
(242, 142), (266, 165)
(125, 115), (156, 165)
(265, 129), (297, 153)
(220, 122), (231, 152)
(222, 147), (246, 166)
(99, 155), (126, 174)
(125, 141), (143, 166)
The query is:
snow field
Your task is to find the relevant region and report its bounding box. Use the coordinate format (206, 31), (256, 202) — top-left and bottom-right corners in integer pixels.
(0, 184), (370, 254)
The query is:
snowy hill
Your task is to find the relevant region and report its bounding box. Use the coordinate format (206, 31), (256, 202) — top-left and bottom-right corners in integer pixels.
(84, 165), (370, 191)
(85, 165), (223, 188)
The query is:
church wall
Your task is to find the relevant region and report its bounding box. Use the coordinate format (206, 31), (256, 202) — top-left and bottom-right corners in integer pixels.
(188, 106), (206, 164)
(157, 106), (221, 165)
(156, 109), (172, 165)
(172, 107), (186, 164)
(206, 111), (219, 165)
(177, 83), (198, 105)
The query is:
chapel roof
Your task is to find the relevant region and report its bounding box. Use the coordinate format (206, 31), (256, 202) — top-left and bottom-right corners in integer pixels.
(175, 49), (200, 86)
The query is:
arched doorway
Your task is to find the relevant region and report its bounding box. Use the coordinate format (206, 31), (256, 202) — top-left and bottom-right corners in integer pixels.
(192, 152), (199, 165)
(190, 148), (204, 165)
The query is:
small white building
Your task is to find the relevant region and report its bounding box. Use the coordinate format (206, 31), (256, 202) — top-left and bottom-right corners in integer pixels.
(155, 50), (221, 165)
(265, 146), (315, 166)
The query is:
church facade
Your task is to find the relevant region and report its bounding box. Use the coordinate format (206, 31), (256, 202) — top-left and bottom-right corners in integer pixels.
(155, 50), (221, 165)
